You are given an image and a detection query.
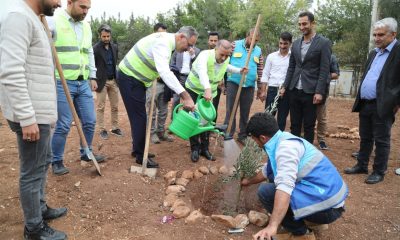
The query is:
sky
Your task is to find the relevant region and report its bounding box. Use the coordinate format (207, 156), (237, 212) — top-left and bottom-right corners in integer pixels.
(1, 0), (185, 20)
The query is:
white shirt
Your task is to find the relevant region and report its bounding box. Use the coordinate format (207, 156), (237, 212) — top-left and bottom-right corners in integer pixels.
(180, 51), (194, 74)
(196, 50), (241, 89)
(261, 50), (290, 87)
(47, 10), (96, 79)
(146, 33), (185, 94)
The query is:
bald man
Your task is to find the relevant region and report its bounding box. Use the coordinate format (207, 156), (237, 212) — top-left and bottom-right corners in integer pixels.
(185, 40), (248, 162)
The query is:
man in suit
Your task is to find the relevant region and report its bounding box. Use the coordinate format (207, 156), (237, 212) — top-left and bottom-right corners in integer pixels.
(345, 17), (399, 184)
(281, 11), (331, 144)
(93, 24), (122, 140)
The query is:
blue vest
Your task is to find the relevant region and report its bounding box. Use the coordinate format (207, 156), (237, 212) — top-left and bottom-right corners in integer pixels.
(228, 39), (261, 87)
(263, 131), (348, 220)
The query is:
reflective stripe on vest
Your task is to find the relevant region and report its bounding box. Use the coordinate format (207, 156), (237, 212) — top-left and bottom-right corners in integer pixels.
(119, 32), (174, 87)
(54, 13), (91, 80)
(185, 49), (229, 97)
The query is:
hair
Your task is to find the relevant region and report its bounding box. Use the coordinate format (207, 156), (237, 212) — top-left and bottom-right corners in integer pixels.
(374, 17), (398, 33)
(246, 112), (279, 138)
(246, 28), (260, 37)
(98, 24), (111, 34)
(208, 31), (219, 38)
(298, 11), (315, 22)
(153, 23), (167, 32)
(216, 39), (231, 50)
(177, 26), (199, 39)
(280, 31), (293, 43)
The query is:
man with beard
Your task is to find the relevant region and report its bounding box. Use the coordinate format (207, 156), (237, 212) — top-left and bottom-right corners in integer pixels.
(0, 0), (68, 238)
(48, 0), (105, 176)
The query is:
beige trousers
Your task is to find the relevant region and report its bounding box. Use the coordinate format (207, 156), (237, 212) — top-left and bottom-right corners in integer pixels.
(96, 79), (119, 131)
(316, 99), (328, 142)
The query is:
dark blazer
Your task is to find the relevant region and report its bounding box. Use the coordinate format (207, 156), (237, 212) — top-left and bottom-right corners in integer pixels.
(283, 34), (332, 95)
(93, 41), (118, 92)
(352, 40), (400, 118)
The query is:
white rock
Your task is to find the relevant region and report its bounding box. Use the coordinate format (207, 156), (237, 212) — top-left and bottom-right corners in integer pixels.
(173, 206), (191, 219)
(176, 178), (190, 187)
(163, 193), (178, 207)
(165, 185), (186, 195)
(209, 166), (218, 175)
(248, 210), (269, 227)
(194, 170), (204, 179)
(170, 199), (187, 212)
(234, 214), (249, 229)
(198, 166), (210, 175)
(211, 214), (236, 228)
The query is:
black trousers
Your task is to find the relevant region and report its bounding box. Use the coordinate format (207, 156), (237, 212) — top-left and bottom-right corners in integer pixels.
(212, 87), (222, 122)
(187, 88), (210, 152)
(289, 89), (317, 144)
(357, 101), (394, 175)
(265, 86), (290, 131)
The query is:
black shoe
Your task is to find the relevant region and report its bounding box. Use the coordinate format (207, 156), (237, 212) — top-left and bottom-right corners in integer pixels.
(80, 154), (105, 163)
(136, 158), (159, 168)
(110, 128), (123, 137)
(131, 152), (156, 158)
(42, 205), (67, 221)
(319, 141), (329, 150)
(351, 151), (359, 158)
(52, 162), (69, 176)
(24, 221), (67, 240)
(344, 165), (368, 174)
(100, 130), (109, 140)
(191, 150), (199, 162)
(200, 150), (216, 161)
(365, 172), (384, 184)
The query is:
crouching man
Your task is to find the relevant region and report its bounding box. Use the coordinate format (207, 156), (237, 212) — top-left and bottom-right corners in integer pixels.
(242, 112), (348, 240)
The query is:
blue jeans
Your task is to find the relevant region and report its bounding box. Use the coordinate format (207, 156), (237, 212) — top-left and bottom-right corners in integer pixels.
(8, 121), (51, 230)
(52, 80), (96, 163)
(257, 183), (344, 235)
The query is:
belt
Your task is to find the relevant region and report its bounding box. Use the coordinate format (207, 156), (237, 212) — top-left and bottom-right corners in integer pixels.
(361, 99), (376, 104)
(76, 75), (84, 81)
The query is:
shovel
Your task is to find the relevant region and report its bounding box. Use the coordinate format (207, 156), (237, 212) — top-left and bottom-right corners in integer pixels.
(130, 80), (158, 178)
(225, 14), (262, 141)
(41, 16), (101, 176)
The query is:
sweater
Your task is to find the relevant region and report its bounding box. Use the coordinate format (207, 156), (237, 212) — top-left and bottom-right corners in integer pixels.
(0, 1), (57, 127)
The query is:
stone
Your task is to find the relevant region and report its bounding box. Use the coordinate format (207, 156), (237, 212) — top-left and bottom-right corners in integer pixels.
(170, 199), (187, 212)
(248, 210), (269, 227)
(181, 170), (194, 179)
(185, 210), (204, 224)
(176, 178), (190, 187)
(165, 185), (185, 195)
(163, 193), (178, 207)
(164, 171), (177, 180)
(173, 206), (191, 219)
(194, 170), (204, 179)
(166, 177), (176, 186)
(209, 166), (218, 175)
(219, 166), (228, 175)
(227, 167), (236, 177)
(234, 214), (249, 229)
(211, 214), (236, 228)
(198, 166), (210, 175)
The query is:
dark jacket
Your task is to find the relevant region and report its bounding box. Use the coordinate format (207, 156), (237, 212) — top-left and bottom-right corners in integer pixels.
(283, 34), (332, 95)
(352, 40), (400, 118)
(93, 41), (118, 92)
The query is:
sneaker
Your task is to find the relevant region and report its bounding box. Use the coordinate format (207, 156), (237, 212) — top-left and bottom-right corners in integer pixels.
(24, 221), (67, 240)
(110, 128), (123, 137)
(319, 141), (328, 150)
(80, 154), (105, 163)
(151, 133), (160, 144)
(100, 130), (108, 140)
(52, 162), (69, 176)
(157, 132), (174, 142)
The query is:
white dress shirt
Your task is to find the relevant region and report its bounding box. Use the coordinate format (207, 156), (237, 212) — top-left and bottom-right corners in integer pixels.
(261, 50), (291, 87)
(196, 50), (241, 89)
(180, 51), (194, 75)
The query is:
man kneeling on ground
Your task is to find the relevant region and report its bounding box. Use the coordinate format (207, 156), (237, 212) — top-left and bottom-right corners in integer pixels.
(242, 112), (348, 240)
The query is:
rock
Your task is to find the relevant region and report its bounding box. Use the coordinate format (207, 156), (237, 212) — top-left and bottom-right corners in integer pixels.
(181, 170), (194, 179)
(164, 171), (177, 180)
(198, 166), (210, 175)
(74, 181), (81, 187)
(211, 214), (236, 228)
(219, 166), (228, 175)
(185, 210), (204, 224)
(170, 199), (187, 212)
(173, 206), (191, 219)
(234, 214), (249, 229)
(209, 166), (218, 175)
(227, 167), (236, 177)
(248, 210), (269, 227)
(165, 185), (186, 195)
(163, 193), (178, 207)
(166, 177), (176, 186)
(349, 127), (359, 133)
(194, 170), (204, 179)
(176, 178), (190, 187)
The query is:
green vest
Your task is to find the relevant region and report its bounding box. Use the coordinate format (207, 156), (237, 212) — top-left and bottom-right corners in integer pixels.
(185, 49), (229, 97)
(119, 32), (175, 87)
(54, 12), (92, 80)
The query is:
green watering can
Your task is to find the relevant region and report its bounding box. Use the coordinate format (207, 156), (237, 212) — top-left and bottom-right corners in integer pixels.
(169, 98), (220, 140)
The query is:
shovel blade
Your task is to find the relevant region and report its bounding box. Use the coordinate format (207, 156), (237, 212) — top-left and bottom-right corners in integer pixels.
(84, 148), (102, 176)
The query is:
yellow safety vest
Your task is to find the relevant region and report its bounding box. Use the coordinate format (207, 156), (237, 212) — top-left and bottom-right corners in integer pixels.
(54, 12), (92, 80)
(185, 49), (229, 97)
(118, 32), (174, 87)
